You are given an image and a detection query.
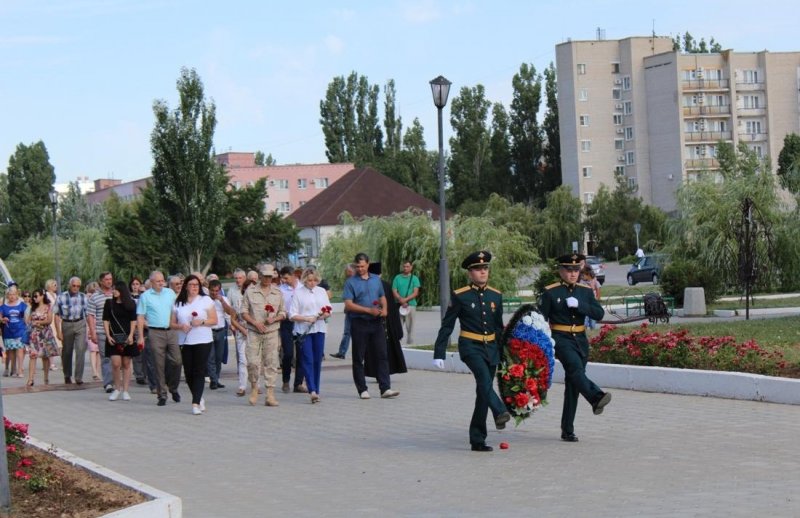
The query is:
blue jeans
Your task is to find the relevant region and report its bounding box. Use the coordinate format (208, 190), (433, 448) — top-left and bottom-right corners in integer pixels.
(337, 313), (352, 356)
(207, 328), (227, 383)
(300, 332), (325, 394)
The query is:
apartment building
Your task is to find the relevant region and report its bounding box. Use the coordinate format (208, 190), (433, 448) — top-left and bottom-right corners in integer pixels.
(557, 36), (800, 213)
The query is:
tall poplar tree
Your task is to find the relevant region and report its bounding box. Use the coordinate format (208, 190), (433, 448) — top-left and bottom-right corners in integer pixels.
(509, 63), (544, 206)
(149, 67), (228, 274)
(5, 141), (55, 251)
(447, 84), (492, 210)
(541, 62), (562, 195)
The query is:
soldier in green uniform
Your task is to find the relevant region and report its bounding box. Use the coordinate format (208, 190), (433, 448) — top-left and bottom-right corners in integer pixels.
(433, 251), (511, 452)
(539, 253), (611, 442)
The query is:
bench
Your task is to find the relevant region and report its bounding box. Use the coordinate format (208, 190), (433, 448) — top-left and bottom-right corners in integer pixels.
(623, 295), (675, 317)
(503, 297), (523, 310)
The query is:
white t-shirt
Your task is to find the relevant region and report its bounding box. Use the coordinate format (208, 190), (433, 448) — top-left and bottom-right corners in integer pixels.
(211, 295), (230, 331)
(173, 295), (215, 345)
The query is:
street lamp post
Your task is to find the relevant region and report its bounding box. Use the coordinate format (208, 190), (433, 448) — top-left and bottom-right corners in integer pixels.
(49, 190), (61, 292)
(430, 75), (452, 319)
(633, 222), (642, 252)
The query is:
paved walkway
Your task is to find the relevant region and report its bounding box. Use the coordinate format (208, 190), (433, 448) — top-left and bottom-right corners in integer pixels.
(2, 310), (800, 517)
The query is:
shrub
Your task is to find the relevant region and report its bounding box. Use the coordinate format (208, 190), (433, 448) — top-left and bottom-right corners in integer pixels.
(532, 262), (560, 300)
(661, 259), (722, 305)
(589, 323), (787, 376)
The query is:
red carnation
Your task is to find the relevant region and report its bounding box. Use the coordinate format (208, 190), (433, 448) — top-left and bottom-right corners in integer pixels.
(264, 304), (275, 313)
(191, 311), (198, 317)
(508, 364), (525, 378)
(499, 442), (509, 450)
(14, 470), (30, 480)
(514, 392), (530, 408)
(6, 445), (16, 454)
(372, 300), (379, 306)
(17, 457), (33, 467)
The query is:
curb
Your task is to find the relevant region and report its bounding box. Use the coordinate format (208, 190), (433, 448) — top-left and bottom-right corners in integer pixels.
(403, 348), (800, 405)
(27, 437), (182, 517)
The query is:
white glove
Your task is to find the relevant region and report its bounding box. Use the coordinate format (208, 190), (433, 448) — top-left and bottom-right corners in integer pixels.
(432, 359), (445, 370)
(566, 297), (579, 308)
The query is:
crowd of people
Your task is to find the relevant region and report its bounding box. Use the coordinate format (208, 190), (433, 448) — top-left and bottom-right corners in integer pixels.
(0, 255), (414, 416)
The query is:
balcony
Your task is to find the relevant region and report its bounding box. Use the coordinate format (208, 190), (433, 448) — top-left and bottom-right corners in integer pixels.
(685, 158), (721, 170)
(738, 107), (767, 117)
(738, 132), (768, 142)
(684, 131), (732, 142)
(683, 105), (731, 117)
(735, 81), (764, 91)
(681, 78), (730, 91)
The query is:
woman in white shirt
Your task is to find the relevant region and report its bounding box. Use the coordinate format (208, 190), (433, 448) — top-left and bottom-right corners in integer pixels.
(171, 274), (217, 415)
(289, 268), (332, 403)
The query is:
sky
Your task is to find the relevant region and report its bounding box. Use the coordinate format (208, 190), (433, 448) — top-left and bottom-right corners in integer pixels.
(1, 0), (797, 184)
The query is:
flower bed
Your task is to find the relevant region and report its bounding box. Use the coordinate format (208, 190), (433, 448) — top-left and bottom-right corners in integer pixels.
(4, 416), (148, 517)
(589, 323), (788, 376)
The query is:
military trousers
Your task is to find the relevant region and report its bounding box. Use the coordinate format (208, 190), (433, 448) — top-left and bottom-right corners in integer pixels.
(246, 330), (280, 388)
(460, 343), (506, 445)
(554, 334), (603, 435)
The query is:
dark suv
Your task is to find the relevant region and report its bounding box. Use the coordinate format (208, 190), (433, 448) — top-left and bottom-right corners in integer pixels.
(584, 255), (605, 285)
(627, 254), (669, 285)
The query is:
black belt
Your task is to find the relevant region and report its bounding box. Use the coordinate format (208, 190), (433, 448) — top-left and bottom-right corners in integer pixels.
(149, 326), (170, 331)
(61, 318), (84, 323)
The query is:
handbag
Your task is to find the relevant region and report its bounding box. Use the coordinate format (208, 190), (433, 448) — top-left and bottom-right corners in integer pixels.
(110, 303), (129, 345)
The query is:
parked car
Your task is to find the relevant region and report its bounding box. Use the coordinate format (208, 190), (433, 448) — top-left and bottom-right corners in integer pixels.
(584, 255), (605, 285)
(627, 254), (670, 285)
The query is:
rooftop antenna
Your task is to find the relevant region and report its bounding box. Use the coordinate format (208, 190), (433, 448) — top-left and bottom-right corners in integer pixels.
(596, 27), (605, 41)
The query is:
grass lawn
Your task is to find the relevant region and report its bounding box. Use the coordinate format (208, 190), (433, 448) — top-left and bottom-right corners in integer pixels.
(708, 296), (800, 311)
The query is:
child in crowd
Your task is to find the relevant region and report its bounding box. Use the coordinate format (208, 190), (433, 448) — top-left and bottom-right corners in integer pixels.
(580, 265), (601, 329)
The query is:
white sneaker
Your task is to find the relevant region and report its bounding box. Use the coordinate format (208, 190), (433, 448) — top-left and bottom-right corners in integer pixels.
(359, 391), (371, 400)
(108, 390), (120, 401)
(199, 398), (206, 412)
(381, 389), (400, 399)
(121, 391), (131, 401)
(191, 406), (202, 415)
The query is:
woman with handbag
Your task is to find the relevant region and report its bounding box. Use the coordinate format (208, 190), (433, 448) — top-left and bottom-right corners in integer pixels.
(103, 281), (138, 401)
(25, 289), (60, 385)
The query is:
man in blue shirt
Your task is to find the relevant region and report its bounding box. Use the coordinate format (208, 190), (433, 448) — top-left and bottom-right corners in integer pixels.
(137, 270), (182, 406)
(54, 276), (89, 384)
(343, 253), (399, 400)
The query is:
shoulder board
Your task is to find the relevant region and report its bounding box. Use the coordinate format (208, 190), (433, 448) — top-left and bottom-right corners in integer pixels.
(575, 284), (593, 290)
(486, 286), (502, 294)
(453, 286), (470, 295)
(545, 282), (561, 290)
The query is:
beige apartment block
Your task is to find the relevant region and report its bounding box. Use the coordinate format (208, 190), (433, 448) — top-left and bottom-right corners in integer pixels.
(557, 36), (800, 214)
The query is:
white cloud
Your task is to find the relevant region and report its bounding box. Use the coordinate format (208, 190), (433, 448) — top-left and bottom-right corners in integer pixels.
(401, 0), (441, 24)
(324, 35), (345, 55)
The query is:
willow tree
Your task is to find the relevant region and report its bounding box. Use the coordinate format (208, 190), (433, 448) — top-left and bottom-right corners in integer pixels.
(149, 68), (228, 274)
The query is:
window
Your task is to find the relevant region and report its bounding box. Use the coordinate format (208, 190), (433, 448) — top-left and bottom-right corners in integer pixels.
(623, 101), (632, 115)
(710, 95), (725, 107)
(622, 76), (631, 90)
(279, 202), (291, 213)
(582, 166), (592, 178)
(276, 179), (289, 189)
(579, 88), (588, 101)
(627, 177), (637, 189)
(577, 63), (586, 75)
(745, 120), (762, 134)
(581, 140), (591, 152)
(626, 151), (635, 165)
(751, 145), (763, 157)
(584, 192), (594, 204)
(579, 115), (590, 126)
(743, 95), (760, 109)
(297, 178), (307, 189)
(612, 88), (621, 100)
(613, 114), (623, 125)
(315, 177), (329, 188)
(614, 139), (624, 150)
(611, 63), (620, 74)
(624, 127), (634, 140)
(742, 69), (759, 83)
(615, 165), (625, 176)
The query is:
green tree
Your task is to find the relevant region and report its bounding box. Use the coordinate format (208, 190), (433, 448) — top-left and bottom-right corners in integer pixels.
(668, 141), (781, 291)
(319, 71), (383, 165)
(383, 79), (402, 157)
(150, 67), (229, 274)
(530, 186), (582, 260)
(584, 174), (667, 257)
(541, 62), (562, 195)
(672, 32), (723, 53)
(254, 151), (276, 166)
(0, 173), (10, 257)
(509, 63), (544, 205)
(447, 84), (492, 210)
(58, 181), (107, 239)
(776, 133), (800, 195)
(104, 190), (178, 280)
(400, 119), (437, 200)
(488, 103), (513, 199)
(210, 178), (302, 274)
(318, 210), (537, 306)
(5, 141), (55, 251)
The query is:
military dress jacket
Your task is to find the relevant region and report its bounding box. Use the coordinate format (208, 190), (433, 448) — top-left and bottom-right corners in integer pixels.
(434, 284), (504, 365)
(538, 281), (604, 350)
